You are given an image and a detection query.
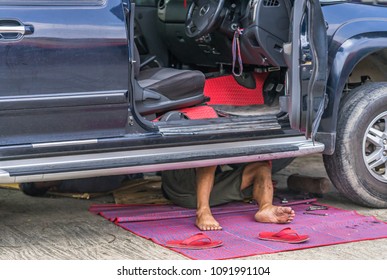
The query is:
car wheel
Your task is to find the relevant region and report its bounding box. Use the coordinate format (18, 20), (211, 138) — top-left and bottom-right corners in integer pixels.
(323, 82), (387, 208)
(19, 183), (50, 196)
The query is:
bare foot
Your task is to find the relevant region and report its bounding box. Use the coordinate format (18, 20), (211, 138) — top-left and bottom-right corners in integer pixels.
(254, 205), (295, 224)
(196, 208), (222, 231)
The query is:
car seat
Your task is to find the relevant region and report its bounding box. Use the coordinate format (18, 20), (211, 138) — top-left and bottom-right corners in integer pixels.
(132, 44), (206, 116)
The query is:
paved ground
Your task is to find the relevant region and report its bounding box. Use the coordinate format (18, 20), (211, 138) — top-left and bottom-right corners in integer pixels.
(0, 154), (386, 260)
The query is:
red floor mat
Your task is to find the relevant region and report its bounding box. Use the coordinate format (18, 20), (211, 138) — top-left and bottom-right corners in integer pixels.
(204, 73), (268, 106)
(152, 106), (218, 122)
(179, 106), (218, 119)
(90, 199), (387, 260)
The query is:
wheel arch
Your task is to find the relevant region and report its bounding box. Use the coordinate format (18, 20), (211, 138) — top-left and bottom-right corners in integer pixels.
(317, 22), (387, 154)
(323, 82), (387, 208)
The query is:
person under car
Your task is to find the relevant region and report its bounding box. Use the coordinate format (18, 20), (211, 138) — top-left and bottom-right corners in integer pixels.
(161, 161), (295, 231)
(23, 160), (295, 231)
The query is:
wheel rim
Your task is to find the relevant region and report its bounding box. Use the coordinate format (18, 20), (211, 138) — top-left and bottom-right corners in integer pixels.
(362, 111), (387, 183)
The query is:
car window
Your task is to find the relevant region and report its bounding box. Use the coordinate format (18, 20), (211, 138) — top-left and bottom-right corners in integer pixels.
(0, 0), (105, 5)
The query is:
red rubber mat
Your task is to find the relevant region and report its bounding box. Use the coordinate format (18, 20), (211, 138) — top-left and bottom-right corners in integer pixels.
(204, 73), (268, 106)
(152, 106), (218, 122)
(179, 105), (218, 119)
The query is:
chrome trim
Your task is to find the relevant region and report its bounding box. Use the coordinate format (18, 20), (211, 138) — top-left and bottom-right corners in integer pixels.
(0, 26), (25, 34)
(0, 0), (107, 6)
(199, 5), (210, 16)
(32, 139), (98, 148)
(0, 136), (324, 184)
(7, 90), (126, 102)
(253, 0), (258, 22)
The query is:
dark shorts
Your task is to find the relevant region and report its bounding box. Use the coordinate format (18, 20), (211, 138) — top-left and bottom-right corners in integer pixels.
(161, 165), (252, 209)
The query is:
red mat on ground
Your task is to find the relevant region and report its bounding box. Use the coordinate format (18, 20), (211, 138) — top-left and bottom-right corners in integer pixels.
(90, 200), (387, 260)
(204, 73), (267, 106)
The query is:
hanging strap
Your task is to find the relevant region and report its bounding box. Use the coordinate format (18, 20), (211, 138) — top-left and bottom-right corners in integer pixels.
(232, 27), (244, 77)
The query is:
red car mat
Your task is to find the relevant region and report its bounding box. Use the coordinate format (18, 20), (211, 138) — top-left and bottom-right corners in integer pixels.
(204, 73), (267, 106)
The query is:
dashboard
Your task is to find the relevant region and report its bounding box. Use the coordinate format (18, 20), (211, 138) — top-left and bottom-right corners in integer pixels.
(156, 0), (291, 68)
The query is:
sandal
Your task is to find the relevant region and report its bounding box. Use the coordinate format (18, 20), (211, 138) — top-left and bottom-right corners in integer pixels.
(258, 227), (309, 244)
(165, 233), (223, 249)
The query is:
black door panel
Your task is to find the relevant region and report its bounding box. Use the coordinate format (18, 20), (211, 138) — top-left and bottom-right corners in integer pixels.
(0, 0), (130, 146)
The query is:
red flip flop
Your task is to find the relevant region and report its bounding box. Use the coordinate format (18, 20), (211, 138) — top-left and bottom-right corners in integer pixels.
(165, 233), (223, 250)
(258, 227), (309, 244)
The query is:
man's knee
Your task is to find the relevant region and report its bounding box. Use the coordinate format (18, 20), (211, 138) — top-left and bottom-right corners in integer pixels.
(249, 161), (272, 181)
(240, 161), (271, 189)
(247, 161), (271, 173)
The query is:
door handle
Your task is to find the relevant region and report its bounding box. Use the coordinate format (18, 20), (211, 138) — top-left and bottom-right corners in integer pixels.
(0, 24), (34, 35)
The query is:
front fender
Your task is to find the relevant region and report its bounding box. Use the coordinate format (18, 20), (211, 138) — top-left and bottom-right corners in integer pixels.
(317, 18), (387, 154)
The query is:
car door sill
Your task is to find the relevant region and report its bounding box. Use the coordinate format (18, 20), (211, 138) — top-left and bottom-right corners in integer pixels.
(158, 115), (281, 135)
(0, 136), (324, 184)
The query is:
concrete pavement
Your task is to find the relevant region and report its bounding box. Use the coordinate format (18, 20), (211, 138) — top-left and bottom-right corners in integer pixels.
(0, 154), (386, 260)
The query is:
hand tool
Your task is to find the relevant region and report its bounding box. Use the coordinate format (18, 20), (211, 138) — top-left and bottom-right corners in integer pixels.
(303, 212), (328, 216)
(306, 205), (328, 211)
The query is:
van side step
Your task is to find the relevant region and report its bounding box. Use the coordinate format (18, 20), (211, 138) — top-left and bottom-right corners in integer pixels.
(0, 136), (324, 184)
(159, 115), (281, 135)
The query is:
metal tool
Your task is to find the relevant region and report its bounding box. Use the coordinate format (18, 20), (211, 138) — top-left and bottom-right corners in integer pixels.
(274, 195), (288, 204)
(303, 212), (328, 216)
(306, 205), (328, 211)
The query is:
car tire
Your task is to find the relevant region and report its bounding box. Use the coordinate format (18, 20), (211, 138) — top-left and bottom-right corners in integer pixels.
(323, 82), (387, 208)
(19, 183), (50, 197)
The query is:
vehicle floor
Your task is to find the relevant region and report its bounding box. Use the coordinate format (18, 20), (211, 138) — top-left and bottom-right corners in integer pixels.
(212, 103), (280, 117)
(0, 155), (386, 260)
(154, 72), (281, 121)
(203, 72), (281, 117)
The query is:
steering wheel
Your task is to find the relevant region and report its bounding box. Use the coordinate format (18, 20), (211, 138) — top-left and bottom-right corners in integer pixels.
(185, 0), (225, 38)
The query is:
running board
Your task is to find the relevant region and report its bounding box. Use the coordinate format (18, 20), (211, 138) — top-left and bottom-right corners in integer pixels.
(0, 136), (324, 184)
(158, 115), (281, 135)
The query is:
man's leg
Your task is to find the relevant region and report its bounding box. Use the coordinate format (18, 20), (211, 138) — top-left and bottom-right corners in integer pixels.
(195, 166), (223, 231)
(241, 161), (295, 223)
